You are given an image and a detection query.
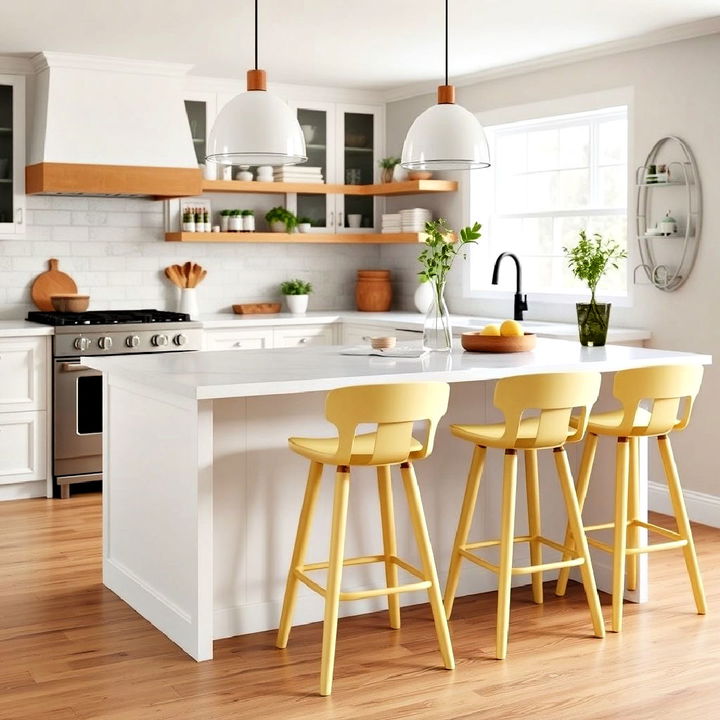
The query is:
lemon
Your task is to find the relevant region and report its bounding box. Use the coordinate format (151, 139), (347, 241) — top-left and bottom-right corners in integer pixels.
(480, 324), (501, 336)
(500, 319), (524, 337)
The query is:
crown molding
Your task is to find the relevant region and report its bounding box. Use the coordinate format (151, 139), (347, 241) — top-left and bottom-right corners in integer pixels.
(383, 16), (720, 103)
(30, 51), (192, 77)
(0, 56), (34, 75)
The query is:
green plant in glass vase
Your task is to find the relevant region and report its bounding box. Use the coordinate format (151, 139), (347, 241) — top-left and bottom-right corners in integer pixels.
(563, 230), (627, 347)
(418, 218), (482, 351)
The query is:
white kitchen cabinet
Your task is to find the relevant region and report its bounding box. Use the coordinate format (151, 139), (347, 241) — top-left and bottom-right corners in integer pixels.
(287, 101), (384, 233)
(341, 323), (423, 345)
(0, 73), (26, 237)
(204, 327), (274, 351)
(273, 325), (335, 348)
(0, 411), (46, 485)
(0, 337), (47, 412)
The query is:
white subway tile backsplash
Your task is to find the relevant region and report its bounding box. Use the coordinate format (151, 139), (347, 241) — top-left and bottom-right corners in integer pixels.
(0, 195), (382, 318)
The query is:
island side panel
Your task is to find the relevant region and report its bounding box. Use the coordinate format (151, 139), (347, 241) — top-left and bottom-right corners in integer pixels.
(102, 374), (214, 660)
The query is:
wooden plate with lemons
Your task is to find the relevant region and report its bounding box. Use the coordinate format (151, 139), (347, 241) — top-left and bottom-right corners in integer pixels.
(461, 320), (536, 353)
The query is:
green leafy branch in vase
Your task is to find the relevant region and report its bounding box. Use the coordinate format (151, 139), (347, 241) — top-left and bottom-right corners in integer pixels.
(418, 218), (482, 292)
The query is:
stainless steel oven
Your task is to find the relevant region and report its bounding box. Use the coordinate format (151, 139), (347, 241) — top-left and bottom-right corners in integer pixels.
(27, 309), (204, 498)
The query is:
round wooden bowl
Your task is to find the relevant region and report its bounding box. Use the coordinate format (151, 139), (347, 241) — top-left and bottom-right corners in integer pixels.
(408, 171), (433, 180)
(370, 336), (396, 350)
(461, 332), (536, 353)
(51, 294), (90, 313)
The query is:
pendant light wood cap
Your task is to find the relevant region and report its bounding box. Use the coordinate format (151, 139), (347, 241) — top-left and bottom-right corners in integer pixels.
(247, 69), (267, 91)
(437, 85), (456, 104)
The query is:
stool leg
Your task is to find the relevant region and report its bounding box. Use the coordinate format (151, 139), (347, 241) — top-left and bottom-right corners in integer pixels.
(658, 435), (707, 615)
(612, 438), (630, 633)
(377, 465), (401, 630)
(556, 433), (598, 596)
(277, 460), (324, 649)
(400, 462), (455, 670)
(554, 447), (605, 639)
(444, 445), (486, 618)
(524, 449), (543, 605)
(626, 436), (640, 592)
(496, 449), (518, 660)
(319, 466), (351, 697)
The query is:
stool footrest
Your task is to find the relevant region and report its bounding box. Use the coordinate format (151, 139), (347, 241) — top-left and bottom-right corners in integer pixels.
(586, 519), (687, 555)
(293, 554), (430, 601)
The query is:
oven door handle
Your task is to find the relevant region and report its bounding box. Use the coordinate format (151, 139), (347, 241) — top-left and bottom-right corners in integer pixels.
(59, 362), (94, 373)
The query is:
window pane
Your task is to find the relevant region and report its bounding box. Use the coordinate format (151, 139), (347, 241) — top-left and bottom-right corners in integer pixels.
(527, 128), (559, 171)
(598, 164), (627, 208)
(599, 119), (627, 165)
(527, 169), (589, 211)
(558, 124), (589, 168)
(496, 175), (526, 213)
(495, 132), (526, 175)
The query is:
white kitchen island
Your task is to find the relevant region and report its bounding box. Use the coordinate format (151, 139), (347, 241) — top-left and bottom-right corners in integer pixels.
(88, 339), (711, 661)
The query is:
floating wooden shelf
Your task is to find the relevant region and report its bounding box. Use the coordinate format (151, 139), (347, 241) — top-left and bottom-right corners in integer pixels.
(165, 231), (429, 244)
(200, 179), (457, 196)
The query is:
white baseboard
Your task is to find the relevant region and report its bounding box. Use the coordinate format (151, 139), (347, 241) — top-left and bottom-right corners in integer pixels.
(648, 481), (720, 528)
(0, 480), (46, 501)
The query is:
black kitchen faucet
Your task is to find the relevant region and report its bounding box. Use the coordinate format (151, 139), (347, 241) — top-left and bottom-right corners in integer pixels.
(491, 252), (528, 321)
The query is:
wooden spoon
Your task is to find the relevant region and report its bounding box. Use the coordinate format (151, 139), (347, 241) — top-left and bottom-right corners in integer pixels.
(183, 261), (192, 287)
(164, 265), (184, 288)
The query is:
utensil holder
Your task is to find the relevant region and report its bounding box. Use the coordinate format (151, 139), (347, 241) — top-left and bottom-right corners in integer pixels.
(179, 288), (199, 319)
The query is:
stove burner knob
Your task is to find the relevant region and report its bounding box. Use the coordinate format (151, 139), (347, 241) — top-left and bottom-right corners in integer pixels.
(73, 337), (91, 352)
(126, 335), (140, 348)
(173, 333), (187, 347)
(98, 336), (113, 351)
(152, 334), (169, 347)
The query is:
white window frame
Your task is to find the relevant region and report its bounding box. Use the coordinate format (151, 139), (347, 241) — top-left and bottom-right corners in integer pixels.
(463, 88), (634, 308)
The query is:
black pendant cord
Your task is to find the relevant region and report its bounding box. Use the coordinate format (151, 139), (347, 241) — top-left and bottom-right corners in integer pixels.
(445, 0), (449, 86)
(254, 0), (259, 70)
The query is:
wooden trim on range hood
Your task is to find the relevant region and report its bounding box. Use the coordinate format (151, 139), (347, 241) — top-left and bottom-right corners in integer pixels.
(26, 163), (203, 198)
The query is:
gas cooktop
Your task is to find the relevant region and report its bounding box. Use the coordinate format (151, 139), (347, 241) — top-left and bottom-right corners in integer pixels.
(27, 309), (193, 326)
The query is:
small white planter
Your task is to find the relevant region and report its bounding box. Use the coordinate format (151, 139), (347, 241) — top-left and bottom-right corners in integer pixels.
(297, 222), (311, 233)
(270, 220), (287, 232)
(229, 215), (242, 232)
(220, 215), (230, 232)
(285, 294), (309, 314)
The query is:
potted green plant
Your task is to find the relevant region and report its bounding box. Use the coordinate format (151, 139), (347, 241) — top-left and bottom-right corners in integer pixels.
(280, 278), (313, 314)
(563, 230), (627, 347)
(265, 206), (298, 233)
(229, 209), (242, 232)
(241, 209), (255, 232)
(297, 216), (312, 233)
(418, 218), (482, 351)
(378, 156), (401, 183)
(220, 209), (231, 232)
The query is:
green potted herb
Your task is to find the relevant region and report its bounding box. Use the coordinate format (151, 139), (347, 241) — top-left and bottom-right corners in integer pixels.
(220, 209), (231, 232)
(563, 230), (627, 347)
(297, 216), (312, 233)
(229, 209), (242, 232)
(280, 278), (313, 314)
(241, 209), (255, 232)
(419, 218), (482, 351)
(265, 206), (298, 233)
(378, 156), (401, 183)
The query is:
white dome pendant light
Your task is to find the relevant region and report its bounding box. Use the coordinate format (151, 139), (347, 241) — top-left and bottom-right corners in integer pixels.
(401, 0), (490, 171)
(206, 0), (307, 167)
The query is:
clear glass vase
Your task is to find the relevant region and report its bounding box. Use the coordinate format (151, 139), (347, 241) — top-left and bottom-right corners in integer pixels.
(423, 281), (452, 351)
(576, 301), (611, 347)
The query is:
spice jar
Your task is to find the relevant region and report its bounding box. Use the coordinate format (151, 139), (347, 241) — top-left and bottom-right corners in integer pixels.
(356, 270), (392, 312)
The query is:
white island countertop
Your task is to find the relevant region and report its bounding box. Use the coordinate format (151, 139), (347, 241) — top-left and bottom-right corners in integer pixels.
(0, 320), (54, 337)
(86, 338), (709, 401)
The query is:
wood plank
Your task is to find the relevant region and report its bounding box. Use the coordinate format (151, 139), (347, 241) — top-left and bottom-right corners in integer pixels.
(0, 495), (717, 719)
(165, 231), (427, 244)
(200, 179), (458, 196)
(25, 163), (202, 199)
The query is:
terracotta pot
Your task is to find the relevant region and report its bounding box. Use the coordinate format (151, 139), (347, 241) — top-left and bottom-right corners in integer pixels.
(356, 270), (392, 311)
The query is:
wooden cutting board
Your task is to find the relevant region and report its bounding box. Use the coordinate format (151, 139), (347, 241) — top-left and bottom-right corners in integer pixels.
(233, 303), (282, 315)
(31, 259), (78, 311)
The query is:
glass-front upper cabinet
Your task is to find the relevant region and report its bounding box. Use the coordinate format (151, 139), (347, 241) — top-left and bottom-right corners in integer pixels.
(0, 75), (25, 237)
(288, 102), (335, 232)
(183, 93), (217, 166)
(338, 107), (381, 232)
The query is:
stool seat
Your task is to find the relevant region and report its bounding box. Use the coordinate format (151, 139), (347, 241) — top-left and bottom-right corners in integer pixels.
(290, 433), (423, 465)
(579, 407), (676, 436)
(451, 419), (575, 449)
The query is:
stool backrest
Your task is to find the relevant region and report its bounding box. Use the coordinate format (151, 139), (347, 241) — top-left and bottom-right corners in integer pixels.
(325, 382), (450, 465)
(493, 372), (602, 448)
(612, 364), (703, 436)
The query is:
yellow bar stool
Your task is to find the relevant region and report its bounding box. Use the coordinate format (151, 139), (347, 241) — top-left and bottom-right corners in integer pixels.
(556, 364), (706, 633)
(443, 372), (605, 659)
(276, 382), (454, 696)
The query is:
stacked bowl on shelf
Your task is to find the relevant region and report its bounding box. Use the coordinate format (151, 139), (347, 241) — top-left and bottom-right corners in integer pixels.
(273, 166), (324, 183)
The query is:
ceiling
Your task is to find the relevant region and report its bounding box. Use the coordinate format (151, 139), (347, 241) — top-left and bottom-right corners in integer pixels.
(0, 0), (718, 92)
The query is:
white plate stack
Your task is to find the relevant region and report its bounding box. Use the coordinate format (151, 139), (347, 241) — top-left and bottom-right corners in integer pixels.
(399, 208), (432, 232)
(273, 166), (324, 183)
(381, 213), (402, 233)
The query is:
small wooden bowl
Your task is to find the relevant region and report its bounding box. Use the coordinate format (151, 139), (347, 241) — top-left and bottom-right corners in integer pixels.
(51, 294), (90, 312)
(233, 303), (282, 315)
(461, 332), (536, 353)
(408, 171), (433, 180)
(370, 336), (396, 350)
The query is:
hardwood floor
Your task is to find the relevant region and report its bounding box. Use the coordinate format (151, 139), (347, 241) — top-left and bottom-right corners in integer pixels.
(0, 495), (718, 720)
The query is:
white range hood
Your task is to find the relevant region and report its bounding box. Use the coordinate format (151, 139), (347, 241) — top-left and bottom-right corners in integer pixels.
(27, 52), (202, 197)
